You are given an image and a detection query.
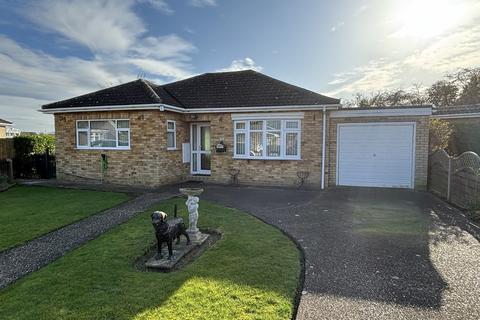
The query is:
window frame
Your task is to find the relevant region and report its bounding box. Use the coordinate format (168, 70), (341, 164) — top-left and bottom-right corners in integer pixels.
(166, 120), (177, 150)
(233, 119), (301, 160)
(75, 119), (130, 150)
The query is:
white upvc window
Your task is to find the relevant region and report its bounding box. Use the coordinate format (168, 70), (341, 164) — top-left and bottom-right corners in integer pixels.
(167, 120), (176, 150)
(76, 119), (130, 150)
(234, 119), (301, 160)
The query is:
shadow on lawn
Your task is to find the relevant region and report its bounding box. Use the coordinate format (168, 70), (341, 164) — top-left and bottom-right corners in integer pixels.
(202, 185), (452, 310)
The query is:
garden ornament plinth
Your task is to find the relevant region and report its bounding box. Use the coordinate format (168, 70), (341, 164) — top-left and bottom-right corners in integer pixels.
(179, 187), (205, 243)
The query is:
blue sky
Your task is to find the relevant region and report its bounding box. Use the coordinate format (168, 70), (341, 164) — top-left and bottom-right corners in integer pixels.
(1, 0), (479, 132)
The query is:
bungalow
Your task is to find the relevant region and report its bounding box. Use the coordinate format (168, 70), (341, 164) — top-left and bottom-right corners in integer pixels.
(41, 70), (431, 189)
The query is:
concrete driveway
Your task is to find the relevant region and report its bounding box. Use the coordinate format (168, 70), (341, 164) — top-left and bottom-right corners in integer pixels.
(201, 185), (480, 320)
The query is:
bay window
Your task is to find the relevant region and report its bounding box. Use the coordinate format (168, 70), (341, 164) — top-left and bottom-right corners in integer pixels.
(76, 119), (130, 149)
(234, 119), (301, 159)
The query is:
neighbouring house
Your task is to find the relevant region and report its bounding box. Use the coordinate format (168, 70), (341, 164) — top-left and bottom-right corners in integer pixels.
(41, 70), (431, 190)
(0, 119), (20, 138)
(0, 119), (12, 138)
(432, 104), (480, 155)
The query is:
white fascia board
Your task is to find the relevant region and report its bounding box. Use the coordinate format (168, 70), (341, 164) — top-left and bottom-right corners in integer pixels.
(40, 103), (341, 114)
(231, 112), (304, 120)
(330, 107), (432, 118)
(432, 113), (480, 119)
(39, 103), (162, 114)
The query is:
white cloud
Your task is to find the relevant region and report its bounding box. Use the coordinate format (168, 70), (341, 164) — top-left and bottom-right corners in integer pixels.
(128, 58), (192, 79)
(353, 4), (368, 17)
(132, 35), (196, 60)
(217, 58), (263, 72)
(0, 30), (196, 131)
(189, 0), (217, 7)
(404, 26), (480, 73)
(0, 0), (200, 132)
(0, 95), (53, 132)
(330, 21), (345, 32)
(25, 0), (145, 54)
(326, 59), (403, 97)
(0, 36), (120, 101)
(136, 0), (173, 14)
(327, 22), (480, 98)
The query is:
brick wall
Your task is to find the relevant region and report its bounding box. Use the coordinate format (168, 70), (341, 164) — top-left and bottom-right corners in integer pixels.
(54, 110), (189, 187)
(54, 109), (429, 190)
(326, 115), (430, 190)
(184, 111), (324, 187)
(55, 110), (324, 188)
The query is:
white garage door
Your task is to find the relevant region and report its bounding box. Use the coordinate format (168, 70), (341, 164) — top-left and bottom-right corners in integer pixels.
(337, 123), (415, 188)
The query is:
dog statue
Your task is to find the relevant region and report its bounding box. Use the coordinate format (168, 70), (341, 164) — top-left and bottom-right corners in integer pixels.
(151, 206), (190, 260)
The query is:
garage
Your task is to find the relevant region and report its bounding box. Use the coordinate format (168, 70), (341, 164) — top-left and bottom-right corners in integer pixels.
(336, 122), (416, 188)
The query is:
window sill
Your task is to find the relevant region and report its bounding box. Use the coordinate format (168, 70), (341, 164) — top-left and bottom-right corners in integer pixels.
(76, 147), (131, 151)
(167, 147), (178, 151)
(233, 156), (301, 161)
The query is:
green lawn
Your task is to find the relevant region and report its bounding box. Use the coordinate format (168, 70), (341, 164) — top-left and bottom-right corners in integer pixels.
(0, 186), (129, 251)
(0, 197), (301, 320)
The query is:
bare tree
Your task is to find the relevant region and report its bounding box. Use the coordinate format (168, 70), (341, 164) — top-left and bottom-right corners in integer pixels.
(427, 80), (458, 107)
(347, 87), (427, 107)
(347, 68), (480, 108)
(449, 68), (480, 105)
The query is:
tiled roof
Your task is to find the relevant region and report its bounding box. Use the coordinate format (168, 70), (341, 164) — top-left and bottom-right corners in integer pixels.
(433, 104), (480, 115)
(42, 70), (340, 110)
(42, 80), (161, 109)
(0, 118), (12, 125)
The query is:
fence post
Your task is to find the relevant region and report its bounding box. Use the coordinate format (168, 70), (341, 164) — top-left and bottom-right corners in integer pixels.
(447, 157), (452, 201)
(6, 158), (13, 183)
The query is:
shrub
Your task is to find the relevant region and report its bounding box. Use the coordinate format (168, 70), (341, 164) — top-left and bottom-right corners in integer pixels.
(12, 135), (56, 178)
(429, 119), (453, 152)
(14, 134), (55, 155)
(32, 134), (55, 154)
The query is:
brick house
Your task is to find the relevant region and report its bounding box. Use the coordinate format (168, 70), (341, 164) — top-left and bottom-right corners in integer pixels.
(0, 119), (12, 138)
(41, 70), (431, 190)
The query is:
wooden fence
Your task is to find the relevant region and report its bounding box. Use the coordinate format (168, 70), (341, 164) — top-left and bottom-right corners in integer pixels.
(429, 150), (480, 209)
(0, 139), (14, 159)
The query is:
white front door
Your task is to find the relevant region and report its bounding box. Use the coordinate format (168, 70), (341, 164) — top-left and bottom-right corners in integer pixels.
(337, 122), (415, 188)
(191, 123), (211, 175)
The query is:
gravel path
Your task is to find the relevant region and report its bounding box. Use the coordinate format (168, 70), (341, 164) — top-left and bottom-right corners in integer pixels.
(0, 191), (176, 289)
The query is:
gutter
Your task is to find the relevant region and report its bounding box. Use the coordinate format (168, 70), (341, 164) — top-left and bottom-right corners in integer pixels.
(432, 113), (480, 119)
(40, 103), (341, 114)
(40, 104), (162, 114)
